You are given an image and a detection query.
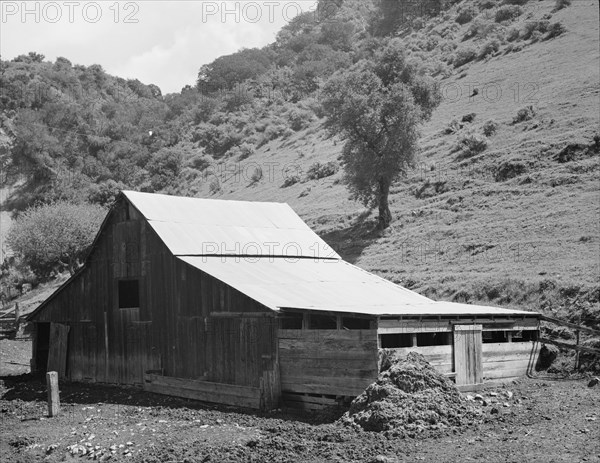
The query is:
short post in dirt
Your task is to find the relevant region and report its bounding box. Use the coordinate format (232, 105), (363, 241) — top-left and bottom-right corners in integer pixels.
(46, 371), (60, 417)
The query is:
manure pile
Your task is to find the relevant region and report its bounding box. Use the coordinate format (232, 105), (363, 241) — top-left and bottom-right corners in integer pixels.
(341, 352), (482, 435)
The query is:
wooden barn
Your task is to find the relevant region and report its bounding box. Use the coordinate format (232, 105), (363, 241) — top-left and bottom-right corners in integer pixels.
(27, 191), (540, 410)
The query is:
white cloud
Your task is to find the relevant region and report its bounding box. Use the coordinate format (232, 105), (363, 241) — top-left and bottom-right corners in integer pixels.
(1, 1), (317, 93)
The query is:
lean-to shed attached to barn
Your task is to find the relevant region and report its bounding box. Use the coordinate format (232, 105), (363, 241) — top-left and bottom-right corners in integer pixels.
(27, 191), (541, 410)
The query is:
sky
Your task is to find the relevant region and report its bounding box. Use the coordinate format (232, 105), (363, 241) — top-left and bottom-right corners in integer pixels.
(0, 0), (317, 94)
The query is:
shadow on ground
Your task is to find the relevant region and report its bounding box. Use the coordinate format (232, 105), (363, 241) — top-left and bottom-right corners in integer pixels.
(321, 210), (382, 264)
(0, 373), (347, 425)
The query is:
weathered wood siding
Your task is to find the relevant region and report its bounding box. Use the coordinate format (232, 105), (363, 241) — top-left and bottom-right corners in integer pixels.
(382, 341), (539, 382)
(453, 325), (483, 386)
(383, 345), (454, 374)
(482, 341), (539, 380)
(278, 329), (379, 397)
(32, 198), (274, 391)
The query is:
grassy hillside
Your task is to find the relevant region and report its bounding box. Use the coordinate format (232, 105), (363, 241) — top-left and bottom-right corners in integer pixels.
(1, 0), (598, 325)
(183, 0), (600, 319)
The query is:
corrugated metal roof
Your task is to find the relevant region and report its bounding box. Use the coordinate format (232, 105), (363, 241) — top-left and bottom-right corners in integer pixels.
(178, 256), (536, 317)
(122, 191), (339, 259)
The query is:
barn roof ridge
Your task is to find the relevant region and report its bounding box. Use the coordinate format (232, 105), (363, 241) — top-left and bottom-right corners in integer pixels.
(27, 191), (539, 321)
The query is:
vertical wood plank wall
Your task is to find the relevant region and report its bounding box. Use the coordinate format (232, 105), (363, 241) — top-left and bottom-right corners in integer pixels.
(32, 198), (274, 390)
(453, 325), (483, 386)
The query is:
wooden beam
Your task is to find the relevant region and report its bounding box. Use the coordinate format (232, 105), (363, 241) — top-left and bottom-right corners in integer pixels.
(540, 315), (600, 336)
(143, 374), (262, 409)
(209, 312), (275, 318)
(539, 337), (600, 355)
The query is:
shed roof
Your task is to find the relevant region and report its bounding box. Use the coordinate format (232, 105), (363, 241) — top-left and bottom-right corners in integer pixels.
(178, 256), (536, 317)
(123, 190), (338, 259)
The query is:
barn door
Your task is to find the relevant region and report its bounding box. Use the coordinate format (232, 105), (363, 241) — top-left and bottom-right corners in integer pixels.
(453, 324), (483, 389)
(47, 323), (70, 379)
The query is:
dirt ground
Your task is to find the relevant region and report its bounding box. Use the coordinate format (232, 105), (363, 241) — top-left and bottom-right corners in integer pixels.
(1, 339), (598, 463)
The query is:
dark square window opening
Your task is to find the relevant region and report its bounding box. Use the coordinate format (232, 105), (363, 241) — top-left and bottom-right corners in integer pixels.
(342, 317), (371, 330)
(417, 332), (451, 346)
(118, 280), (140, 308)
(483, 330), (508, 343)
(309, 314), (337, 329)
(380, 334), (413, 348)
(280, 313), (303, 329)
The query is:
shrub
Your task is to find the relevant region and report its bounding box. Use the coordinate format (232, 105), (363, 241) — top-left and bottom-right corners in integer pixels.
(227, 142), (255, 160)
(462, 113), (477, 123)
(454, 46), (478, 67)
(545, 22), (567, 40)
(456, 133), (488, 157)
(553, 0), (571, 11)
(506, 27), (520, 41)
(521, 20), (549, 40)
(479, 0), (498, 9)
(482, 120), (499, 136)
(208, 178), (221, 195)
(478, 39), (500, 59)
(495, 160), (527, 181)
(306, 161), (339, 180)
(87, 180), (126, 207)
(188, 153), (212, 170)
(513, 105), (536, 123)
(444, 118), (462, 134)
(194, 122), (243, 158)
(281, 174), (300, 188)
(249, 167), (263, 185)
(502, 0), (529, 4)
(287, 108), (314, 131)
(529, 30), (543, 43)
(455, 7), (477, 24)
(6, 201), (107, 277)
(495, 5), (523, 22)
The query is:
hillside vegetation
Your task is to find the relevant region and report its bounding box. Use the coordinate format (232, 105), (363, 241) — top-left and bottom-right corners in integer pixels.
(1, 0), (598, 328)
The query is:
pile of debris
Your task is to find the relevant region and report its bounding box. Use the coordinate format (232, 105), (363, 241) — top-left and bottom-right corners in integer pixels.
(341, 352), (482, 435)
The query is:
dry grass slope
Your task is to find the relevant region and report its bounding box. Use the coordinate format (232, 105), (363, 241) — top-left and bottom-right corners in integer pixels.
(186, 0), (599, 321)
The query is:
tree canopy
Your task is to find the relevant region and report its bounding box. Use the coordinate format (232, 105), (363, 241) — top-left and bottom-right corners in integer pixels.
(6, 201), (107, 277)
(322, 39), (441, 229)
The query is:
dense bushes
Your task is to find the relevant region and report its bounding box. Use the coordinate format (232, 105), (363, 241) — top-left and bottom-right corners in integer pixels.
(455, 7), (477, 25)
(495, 5), (523, 22)
(454, 47), (478, 67)
(545, 22), (567, 39)
(479, 39), (500, 59)
(482, 120), (499, 136)
(6, 201), (106, 277)
(456, 133), (488, 157)
(521, 20), (550, 40)
(513, 105), (536, 123)
(553, 0), (571, 11)
(306, 161), (339, 180)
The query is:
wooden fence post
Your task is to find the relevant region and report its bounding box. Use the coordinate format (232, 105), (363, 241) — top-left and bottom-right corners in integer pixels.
(46, 371), (60, 417)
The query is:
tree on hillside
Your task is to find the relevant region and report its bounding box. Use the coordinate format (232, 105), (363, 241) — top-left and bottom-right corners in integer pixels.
(197, 48), (273, 92)
(6, 201), (106, 277)
(321, 40), (441, 229)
